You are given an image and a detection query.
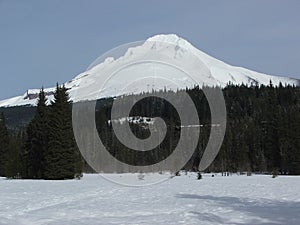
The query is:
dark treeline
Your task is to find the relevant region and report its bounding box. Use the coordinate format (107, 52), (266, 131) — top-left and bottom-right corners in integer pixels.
(0, 85), (82, 179)
(211, 82), (300, 175)
(1, 82), (300, 178)
(95, 82), (300, 175)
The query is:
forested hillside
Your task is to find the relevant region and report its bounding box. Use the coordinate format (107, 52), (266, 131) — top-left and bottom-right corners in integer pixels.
(1, 82), (300, 178)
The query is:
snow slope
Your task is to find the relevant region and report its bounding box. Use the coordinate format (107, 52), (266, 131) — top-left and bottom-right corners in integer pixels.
(0, 34), (299, 107)
(0, 173), (299, 225)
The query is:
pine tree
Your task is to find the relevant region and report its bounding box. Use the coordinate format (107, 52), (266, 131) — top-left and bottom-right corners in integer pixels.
(25, 89), (49, 179)
(5, 131), (26, 179)
(44, 84), (82, 180)
(0, 112), (10, 177)
(264, 85), (281, 171)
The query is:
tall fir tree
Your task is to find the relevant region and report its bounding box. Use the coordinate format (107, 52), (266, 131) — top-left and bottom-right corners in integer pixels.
(25, 88), (49, 179)
(44, 84), (82, 180)
(5, 131), (26, 178)
(0, 112), (9, 177)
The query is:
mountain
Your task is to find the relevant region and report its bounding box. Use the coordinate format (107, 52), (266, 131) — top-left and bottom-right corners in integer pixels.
(0, 34), (299, 107)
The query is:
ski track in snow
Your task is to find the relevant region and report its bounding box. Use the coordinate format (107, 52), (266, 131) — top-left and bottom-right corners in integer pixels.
(0, 173), (299, 225)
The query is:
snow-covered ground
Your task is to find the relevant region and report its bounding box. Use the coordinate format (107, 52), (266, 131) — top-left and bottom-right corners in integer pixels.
(0, 173), (299, 225)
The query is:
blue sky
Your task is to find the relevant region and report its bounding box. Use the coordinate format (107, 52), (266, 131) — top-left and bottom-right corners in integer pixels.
(0, 0), (299, 99)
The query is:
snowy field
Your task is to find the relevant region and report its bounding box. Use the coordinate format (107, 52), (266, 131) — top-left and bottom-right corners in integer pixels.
(0, 173), (300, 225)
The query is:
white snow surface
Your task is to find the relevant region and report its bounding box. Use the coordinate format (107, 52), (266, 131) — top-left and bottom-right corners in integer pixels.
(0, 173), (299, 225)
(0, 34), (299, 107)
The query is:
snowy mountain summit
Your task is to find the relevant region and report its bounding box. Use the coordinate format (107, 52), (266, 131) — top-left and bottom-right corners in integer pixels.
(0, 34), (299, 107)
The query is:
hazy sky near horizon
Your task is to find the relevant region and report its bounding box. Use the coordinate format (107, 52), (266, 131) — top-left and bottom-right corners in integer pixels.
(0, 0), (299, 100)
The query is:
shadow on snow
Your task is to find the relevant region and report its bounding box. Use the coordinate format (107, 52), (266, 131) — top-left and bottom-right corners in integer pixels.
(176, 194), (300, 225)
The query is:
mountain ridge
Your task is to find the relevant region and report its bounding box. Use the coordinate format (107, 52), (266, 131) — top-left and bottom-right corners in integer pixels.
(0, 34), (299, 107)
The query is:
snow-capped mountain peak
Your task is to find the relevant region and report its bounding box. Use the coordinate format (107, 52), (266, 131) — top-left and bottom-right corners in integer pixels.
(0, 34), (299, 107)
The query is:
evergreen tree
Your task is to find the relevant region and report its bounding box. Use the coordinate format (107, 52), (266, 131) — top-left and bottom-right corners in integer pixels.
(0, 112), (9, 177)
(5, 131), (26, 178)
(264, 86), (281, 171)
(44, 84), (82, 180)
(25, 89), (49, 179)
